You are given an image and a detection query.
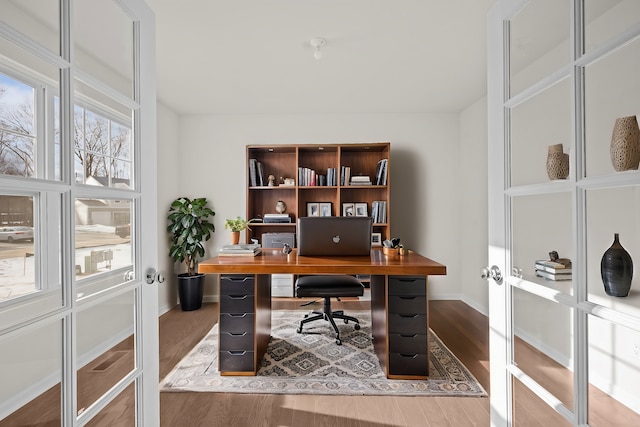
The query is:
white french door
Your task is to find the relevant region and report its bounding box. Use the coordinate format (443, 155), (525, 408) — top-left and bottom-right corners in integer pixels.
(487, 0), (640, 426)
(0, 0), (158, 425)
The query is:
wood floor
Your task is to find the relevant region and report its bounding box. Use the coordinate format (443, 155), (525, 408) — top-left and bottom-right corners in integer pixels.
(3, 298), (639, 426)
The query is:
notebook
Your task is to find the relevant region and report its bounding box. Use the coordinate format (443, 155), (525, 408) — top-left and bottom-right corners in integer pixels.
(297, 216), (373, 256)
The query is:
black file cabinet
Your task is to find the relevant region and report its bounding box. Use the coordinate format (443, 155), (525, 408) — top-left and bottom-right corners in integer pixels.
(387, 276), (428, 377)
(219, 275), (256, 373)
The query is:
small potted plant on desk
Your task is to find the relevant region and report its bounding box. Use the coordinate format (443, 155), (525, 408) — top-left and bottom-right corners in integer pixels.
(224, 216), (257, 244)
(167, 197), (215, 311)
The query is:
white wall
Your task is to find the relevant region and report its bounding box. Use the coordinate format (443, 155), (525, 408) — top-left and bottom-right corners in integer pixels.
(163, 113), (466, 301)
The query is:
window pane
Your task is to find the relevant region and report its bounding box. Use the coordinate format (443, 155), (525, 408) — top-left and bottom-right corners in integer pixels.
(74, 81), (133, 188)
(0, 0), (60, 54)
(0, 319), (62, 426)
(0, 73), (35, 177)
(584, 37), (640, 178)
(75, 197), (132, 298)
(585, 0), (640, 55)
(77, 289), (135, 415)
(85, 382), (135, 426)
(74, 0), (134, 99)
(509, 0), (570, 97)
(0, 194), (35, 302)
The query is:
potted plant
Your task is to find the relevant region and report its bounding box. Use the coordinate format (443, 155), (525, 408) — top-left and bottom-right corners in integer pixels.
(224, 216), (257, 244)
(167, 197), (215, 311)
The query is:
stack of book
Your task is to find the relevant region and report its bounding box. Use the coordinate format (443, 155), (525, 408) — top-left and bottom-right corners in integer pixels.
(340, 165), (351, 186)
(374, 158), (388, 185)
(534, 259), (572, 281)
(350, 175), (372, 185)
(371, 200), (387, 223)
(263, 213), (291, 223)
(219, 244), (261, 257)
(248, 159), (265, 187)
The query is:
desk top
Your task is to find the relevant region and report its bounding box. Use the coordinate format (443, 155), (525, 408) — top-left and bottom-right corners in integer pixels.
(198, 248), (446, 276)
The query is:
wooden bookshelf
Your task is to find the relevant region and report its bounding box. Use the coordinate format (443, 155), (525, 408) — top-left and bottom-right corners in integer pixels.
(246, 142), (391, 246)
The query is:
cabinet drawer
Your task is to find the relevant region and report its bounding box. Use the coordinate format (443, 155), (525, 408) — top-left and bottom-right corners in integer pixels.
(388, 295), (426, 315)
(388, 276), (426, 296)
(220, 294), (255, 314)
(219, 331), (254, 351)
(388, 352), (428, 376)
(220, 275), (255, 296)
(388, 314), (427, 334)
(219, 350), (255, 372)
(219, 313), (254, 333)
(388, 333), (427, 354)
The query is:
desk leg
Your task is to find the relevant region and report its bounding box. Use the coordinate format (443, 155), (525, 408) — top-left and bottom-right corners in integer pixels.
(255, 274), (272, 373)
(370, 275), (388, 375)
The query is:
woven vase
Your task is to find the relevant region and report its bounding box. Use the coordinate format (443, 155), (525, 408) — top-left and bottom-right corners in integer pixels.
(610, 115), (640, 172)
(546, 144), (569, 180)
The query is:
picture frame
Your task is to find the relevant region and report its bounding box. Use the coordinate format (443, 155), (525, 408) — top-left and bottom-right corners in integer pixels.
(306, 202), (320, 217)
(342, 203), (355, 217)
(319, 202), (333, 217)
(371, 232), (382, 247)
(355, 202), (368, 217)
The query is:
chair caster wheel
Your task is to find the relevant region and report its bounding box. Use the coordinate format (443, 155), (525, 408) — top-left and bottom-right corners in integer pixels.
(344, 319), (349, 324)
(354, 323), (361, 330)
(336, 339), (342, 345)
(297, 327), (302, 333)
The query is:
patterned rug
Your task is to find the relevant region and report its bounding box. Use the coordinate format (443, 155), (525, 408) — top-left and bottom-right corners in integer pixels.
(160, 310), (487, 397)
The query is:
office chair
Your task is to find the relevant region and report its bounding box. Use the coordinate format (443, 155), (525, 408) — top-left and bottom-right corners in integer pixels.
(294, 275), (364, 345)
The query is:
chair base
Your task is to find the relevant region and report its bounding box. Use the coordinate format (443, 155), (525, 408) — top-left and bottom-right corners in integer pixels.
(296, 297), (361, 345)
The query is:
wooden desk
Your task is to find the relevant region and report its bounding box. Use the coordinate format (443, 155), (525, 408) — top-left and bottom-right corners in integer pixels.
(199, 248), (446, 379)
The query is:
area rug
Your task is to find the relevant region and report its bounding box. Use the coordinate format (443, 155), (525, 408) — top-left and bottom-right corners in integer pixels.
(160, 310), (486, 397)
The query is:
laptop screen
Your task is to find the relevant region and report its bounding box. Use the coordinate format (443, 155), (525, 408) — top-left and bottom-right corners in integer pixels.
(297, 217), (373, 256)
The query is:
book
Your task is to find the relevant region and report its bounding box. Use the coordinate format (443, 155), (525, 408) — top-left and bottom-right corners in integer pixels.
(219, 244), (261, 255)
(535, 269), (572, 281)
(535, 262), (572, 274)
(218, 249), (261, 257)
(535, 259), (572, 273)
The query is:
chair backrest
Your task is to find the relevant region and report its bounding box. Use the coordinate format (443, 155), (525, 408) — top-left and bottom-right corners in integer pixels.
(297, 216), (372, 256)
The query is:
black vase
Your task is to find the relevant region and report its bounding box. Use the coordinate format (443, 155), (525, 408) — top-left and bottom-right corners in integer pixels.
(178, 273), (205, 311)
(600, 233), (633, 297)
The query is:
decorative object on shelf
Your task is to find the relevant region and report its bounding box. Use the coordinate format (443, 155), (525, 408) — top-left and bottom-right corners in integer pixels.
(167, 197), (215, 311)
(601, 233), (634, 297)
(610, 115), (640, 172)
(268, 175), (276, 187)
(310, 37), (326, 60)
(282, 177), (295, 186)
(275, 200), (287, 214)
(534, 252), (572, 281)
(546, 144), (569, 180)
(224, 217), (257, 245)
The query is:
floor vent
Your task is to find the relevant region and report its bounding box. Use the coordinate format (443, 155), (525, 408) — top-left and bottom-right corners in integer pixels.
(91, 350), (129, 372)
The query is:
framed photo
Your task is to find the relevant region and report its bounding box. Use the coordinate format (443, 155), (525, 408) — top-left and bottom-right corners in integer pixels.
(371, 232), (382, 247)
(355, 202), (368, 217)
(319, 202), (333, 217)
(306, 202), (320, 217)
(342, 203), (355, 217)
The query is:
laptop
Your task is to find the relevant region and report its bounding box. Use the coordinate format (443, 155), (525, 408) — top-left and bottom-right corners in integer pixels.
(297, 216), (373, 256)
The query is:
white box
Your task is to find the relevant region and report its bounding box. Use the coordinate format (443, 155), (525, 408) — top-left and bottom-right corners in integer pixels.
(271, 273), (294, 297)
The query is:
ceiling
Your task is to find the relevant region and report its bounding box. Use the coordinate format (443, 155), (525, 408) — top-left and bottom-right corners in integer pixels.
(147, 0), (498, 116)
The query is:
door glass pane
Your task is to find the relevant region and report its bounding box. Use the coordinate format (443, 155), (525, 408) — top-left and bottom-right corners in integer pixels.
(512, 193), (574, 295)
(73, 80), (133, 188)
(510, 79), (572, 187)
(0, 194), (35, 301)
(75, 197), (132, 298)
(85, 382), (135, 426)
(74, 0), (134, 99)
(0, 41), (61, 180)
(0, 0), (60, 55)
(513, 376), (573, 426)
(588, 315), (640, 425)
(0, 319), (62, 426)
(584, 37), (640, 178)
(585, 0), (640, 55)
(77, 289), (135, 415)
(586, 186), (640, 317)
(513, 287), (574, 412)
(509, 0), (570, 97)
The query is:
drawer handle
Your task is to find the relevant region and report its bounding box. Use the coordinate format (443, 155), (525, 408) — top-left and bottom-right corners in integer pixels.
(399, 353), (418, 359)
(228, 332), (247, 337)
(398, 296), (417, 300)
(228, 351), (247, 356)
(225, 277), (250, 282)
(397, 278), (417, 283)
(399, 314), (418, 318)
(228, 295), (248, 300)
(400, 334), (417, 338)
(228, 313), (248, 318)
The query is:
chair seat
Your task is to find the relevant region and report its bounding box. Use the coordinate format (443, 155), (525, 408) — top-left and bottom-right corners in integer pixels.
(295, 275), (364, 298)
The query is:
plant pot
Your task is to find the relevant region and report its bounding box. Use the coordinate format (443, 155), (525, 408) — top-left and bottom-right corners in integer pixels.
(230, 231), (240, 245)
(178, 273), (205, 311)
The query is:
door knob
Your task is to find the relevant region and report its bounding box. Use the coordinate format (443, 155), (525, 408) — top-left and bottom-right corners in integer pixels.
(481, 265), (503, 284)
